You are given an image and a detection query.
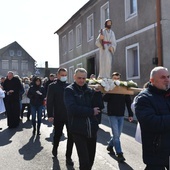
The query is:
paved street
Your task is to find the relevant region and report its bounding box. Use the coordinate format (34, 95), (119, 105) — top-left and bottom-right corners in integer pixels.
(0, 113), (145, 170)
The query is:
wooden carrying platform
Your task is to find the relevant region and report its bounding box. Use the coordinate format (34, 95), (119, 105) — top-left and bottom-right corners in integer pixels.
(89, 85), (143, 95)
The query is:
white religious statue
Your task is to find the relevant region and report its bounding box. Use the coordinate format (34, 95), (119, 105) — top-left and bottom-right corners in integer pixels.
(96, 19), (117, 78)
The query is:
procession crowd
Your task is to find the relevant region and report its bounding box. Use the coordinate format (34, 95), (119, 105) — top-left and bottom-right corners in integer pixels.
(0, 66), (170, 170)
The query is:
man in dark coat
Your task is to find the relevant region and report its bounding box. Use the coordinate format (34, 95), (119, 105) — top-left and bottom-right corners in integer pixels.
(44, 73), (55, 95)
(135, 66), (170, 169)
(3, 71), (22, 128)
(47, 68), (74, 166)
(64, 68), (104, 170)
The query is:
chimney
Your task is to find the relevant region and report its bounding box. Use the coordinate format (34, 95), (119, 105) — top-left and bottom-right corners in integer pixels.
(45, 61), (48, 69)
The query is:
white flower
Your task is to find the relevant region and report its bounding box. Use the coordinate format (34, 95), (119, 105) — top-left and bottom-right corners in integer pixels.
(109, 83), (116, 90)
(97, 79), (103, 84)
(104, 84), (110, 91)
(129, 80), (138, 87)
(114, 80), (120, 86)
(108, 79), (116, 90)
(87, 77), (138, 92)
(88, 79), (95, 84)
(123, 82), (128, 86)
(101, 80), (106, 87)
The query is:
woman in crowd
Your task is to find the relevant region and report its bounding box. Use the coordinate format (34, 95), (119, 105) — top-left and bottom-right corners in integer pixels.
(21, 77), (31, 121)
(27, 77), (45, 135)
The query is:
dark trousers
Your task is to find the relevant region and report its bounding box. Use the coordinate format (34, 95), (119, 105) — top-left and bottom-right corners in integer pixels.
(53, 120), (73, 158)
(145, 165), (169, 170)
(5, 100), (20, 128)
(72, 134), (97, 170)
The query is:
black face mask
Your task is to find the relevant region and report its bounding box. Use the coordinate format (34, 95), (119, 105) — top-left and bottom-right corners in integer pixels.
(106, 25), (111, 29)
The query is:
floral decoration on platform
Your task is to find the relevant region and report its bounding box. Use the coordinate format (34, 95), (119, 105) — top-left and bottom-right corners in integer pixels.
(86, 78), (138, 92)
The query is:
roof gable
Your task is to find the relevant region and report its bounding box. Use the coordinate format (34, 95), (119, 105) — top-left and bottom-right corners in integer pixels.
(0, 41), (35, 61)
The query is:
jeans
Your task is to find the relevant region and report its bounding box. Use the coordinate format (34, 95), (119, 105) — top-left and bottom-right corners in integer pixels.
(30, 105), (43, 129)
(108, 116), (124, 154)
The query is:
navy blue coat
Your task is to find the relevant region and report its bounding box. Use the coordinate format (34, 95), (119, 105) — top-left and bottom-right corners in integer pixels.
(64, 82), (104, 138)
(135, 84), (170, 166)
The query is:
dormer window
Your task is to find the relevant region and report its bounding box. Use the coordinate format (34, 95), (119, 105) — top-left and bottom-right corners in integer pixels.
(9, 50), (14, 56)
(17, 50), (22, 56)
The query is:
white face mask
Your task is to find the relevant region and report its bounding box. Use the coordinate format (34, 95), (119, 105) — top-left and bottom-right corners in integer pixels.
(60, 76), (67, 82)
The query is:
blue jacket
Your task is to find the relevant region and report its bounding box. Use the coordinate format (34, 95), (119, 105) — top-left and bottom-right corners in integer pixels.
(135, 84), (170, 166)
(64, 82), (104, 138)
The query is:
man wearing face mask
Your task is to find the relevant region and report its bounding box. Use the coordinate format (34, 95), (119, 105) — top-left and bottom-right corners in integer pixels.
(96, 19), (117, 78)
(46, 67), (74, 166)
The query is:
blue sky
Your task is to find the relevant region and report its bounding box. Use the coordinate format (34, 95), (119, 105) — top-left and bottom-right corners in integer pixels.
(0, 0), (89, 67)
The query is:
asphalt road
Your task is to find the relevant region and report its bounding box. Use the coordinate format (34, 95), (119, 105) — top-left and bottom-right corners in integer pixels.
(0, 113), (145, 170)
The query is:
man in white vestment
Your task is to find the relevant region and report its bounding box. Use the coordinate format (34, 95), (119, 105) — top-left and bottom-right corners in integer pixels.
(0, 86), (6, 130)
(96, 19), (117, 78)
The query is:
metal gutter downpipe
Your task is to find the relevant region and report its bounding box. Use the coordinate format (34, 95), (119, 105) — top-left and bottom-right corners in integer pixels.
(156, 0), (163, 66)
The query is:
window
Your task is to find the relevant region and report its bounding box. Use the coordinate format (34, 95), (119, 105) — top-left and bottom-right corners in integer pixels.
(87, 14), (94, 42)
(68, 30), (73, 51)
(62, 35), (67, 55)
(100, 2), (109, 28)
(126, 43), (140, 79)
(77, 63), (82, 68)
(17, 50), (22, 56)
(76, 24), (82, 46)
(12, 60), (18, 70)
(2, 60), (9, 69)
(69, 66), (74, 83)
(125, 0), (137, 21)
(21, 60), (28, 70)
(9, 50), (14, 56)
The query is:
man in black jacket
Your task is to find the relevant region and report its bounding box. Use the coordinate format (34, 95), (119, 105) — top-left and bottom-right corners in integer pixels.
(64, 68), (104, 170)
(47, 68), (74, 166)
(44, 73), (55, 95)
(135, 66), (170, 170)
(103, 72), (133, 162)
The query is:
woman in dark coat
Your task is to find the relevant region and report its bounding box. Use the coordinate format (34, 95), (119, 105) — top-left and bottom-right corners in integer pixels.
(27, 77), (45, 135)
